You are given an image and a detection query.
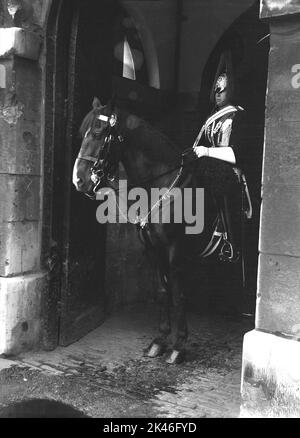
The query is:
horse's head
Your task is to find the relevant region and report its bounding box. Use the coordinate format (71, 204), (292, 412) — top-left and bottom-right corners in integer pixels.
(73, 97), (125, 198)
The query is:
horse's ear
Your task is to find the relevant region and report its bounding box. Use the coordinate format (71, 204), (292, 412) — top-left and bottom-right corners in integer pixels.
(92, 97), (103, 109)
(109, 93), (117, 112)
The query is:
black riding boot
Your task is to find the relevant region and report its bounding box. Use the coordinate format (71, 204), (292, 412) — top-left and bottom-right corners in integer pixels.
(219, 188), (242, 263)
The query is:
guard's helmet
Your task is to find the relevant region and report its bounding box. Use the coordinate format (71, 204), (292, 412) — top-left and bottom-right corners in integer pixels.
(214, 73), (228, 94)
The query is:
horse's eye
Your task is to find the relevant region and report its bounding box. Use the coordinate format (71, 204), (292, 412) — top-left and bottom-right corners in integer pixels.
(95, 119), (102, 129)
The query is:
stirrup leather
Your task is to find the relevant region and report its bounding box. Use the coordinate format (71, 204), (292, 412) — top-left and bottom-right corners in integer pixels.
(200, 217), (224, 259)
(199, 216), (239, 262)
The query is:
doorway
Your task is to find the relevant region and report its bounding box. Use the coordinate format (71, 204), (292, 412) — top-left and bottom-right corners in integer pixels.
(26, 0), (272, 418)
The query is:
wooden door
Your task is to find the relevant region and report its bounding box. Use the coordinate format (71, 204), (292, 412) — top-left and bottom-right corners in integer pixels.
(52, 0), (117, 346)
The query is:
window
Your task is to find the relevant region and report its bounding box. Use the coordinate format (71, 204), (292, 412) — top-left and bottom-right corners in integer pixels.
(114, 15), (149, 85)
(123, 36), (136, 80)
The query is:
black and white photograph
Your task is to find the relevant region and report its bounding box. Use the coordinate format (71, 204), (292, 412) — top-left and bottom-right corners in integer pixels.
(0, 0), (298, 421)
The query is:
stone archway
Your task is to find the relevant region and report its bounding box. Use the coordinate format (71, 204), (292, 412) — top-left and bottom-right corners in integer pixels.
(241, 2), (300, 417)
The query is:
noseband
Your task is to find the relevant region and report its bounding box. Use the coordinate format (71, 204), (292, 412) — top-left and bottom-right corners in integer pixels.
(78, 113), (124, 197)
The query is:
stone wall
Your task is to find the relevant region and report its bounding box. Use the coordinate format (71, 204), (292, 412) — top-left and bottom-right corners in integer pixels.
(0, 0), (51, 31)
(241, 3), (300, 416)
(0, 1), (47, 354)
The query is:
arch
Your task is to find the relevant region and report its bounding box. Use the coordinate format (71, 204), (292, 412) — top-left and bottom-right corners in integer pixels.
(200, 2), (270, 311)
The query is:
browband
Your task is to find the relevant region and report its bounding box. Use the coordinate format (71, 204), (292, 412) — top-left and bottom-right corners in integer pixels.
(98, 115), (109, 122)
(97, 114), (117, 127)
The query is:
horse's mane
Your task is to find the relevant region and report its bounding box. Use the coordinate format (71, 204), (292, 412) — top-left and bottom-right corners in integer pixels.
(128, 117), (181, 166)
(79, 108), (98, 138)
(114, 104), (182, 167)
(79, 103), (182, 166)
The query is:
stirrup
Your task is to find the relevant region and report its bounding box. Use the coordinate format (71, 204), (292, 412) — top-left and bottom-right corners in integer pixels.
(219, 240), (240, 263)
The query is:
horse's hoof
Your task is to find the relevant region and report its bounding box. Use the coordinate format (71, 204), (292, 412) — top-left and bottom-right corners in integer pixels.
(166, 349), (185, 365)
(146, 343), (165, 358)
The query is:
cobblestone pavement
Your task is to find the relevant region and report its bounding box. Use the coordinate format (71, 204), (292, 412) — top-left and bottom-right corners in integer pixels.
(0, 306), (253, 418)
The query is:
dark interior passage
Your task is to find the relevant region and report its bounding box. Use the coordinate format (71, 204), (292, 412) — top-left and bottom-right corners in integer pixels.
(44, 0), (269, 350)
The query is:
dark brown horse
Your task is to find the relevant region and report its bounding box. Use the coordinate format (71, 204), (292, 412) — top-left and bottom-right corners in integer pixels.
(73, 97), (243, 364)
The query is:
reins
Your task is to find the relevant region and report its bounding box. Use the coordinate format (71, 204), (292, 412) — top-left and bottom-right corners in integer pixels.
(113, 151), (193, 195)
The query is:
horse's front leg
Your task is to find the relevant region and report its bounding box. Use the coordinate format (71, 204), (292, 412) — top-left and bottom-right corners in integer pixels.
(146, 266), (171, 358)
(166, 245), (188, 365)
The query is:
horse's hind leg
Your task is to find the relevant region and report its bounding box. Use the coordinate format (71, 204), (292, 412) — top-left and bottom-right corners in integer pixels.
(166, 246), (188, 365)
(146, 267), (171, 358)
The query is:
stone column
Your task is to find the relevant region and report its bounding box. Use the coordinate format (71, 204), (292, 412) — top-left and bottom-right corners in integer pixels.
(0, 26), (46, 355)
(241, 1), (300, 417)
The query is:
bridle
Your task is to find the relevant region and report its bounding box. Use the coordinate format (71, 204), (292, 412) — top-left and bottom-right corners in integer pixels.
(77, 112), (124, 197)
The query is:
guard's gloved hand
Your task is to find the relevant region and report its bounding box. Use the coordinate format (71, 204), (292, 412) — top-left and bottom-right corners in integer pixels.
(193, 145), (209, 158)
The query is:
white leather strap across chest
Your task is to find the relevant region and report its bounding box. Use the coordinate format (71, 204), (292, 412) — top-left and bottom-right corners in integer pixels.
(193, 105), (243, 148)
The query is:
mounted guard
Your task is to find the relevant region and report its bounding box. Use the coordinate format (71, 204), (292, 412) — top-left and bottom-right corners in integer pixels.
(192, 71), (252, 264)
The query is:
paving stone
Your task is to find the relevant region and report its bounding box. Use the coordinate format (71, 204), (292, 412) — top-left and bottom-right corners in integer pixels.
(12, 311), (248, 418)
(0, 358), (16, 371)
(40, 365), (64, 375)
(20, 359), (42, 368)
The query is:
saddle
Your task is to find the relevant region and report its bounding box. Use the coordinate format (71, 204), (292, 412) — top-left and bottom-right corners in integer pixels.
(182, 151), (253, 263)
(199, 175), (252, 263)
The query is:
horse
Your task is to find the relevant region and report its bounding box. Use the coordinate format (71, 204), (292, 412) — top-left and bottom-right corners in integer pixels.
(72, 97), (244, 364)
